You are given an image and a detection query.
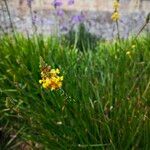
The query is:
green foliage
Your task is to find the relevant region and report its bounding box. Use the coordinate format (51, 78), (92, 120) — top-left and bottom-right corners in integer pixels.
(0, 34), (150, 149)
(64, 23), (99, 52)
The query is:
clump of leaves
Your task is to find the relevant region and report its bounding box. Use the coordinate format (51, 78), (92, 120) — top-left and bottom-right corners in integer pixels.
(64, 23), (99, 51)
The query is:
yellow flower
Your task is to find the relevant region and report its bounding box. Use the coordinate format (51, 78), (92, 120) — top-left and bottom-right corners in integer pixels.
(126, 51), (131, 58)
(58, 76), (64, 81)
(50, 69), (55, 74)
(48, 76), (63, 90)
(55, 68), (60, 74)
(42, 82), (48, 89)
(126, 51), (131, 55)
(113, 0), (120, 10)
(50, 68), (60, 76)
(39, 58), (63, 90)
(40, 73), (63, 90)
(111, 12), (120, 21)
(132, 45), (136, 49)
(42, 78), (51, 89)
(39, 79), (43, 84)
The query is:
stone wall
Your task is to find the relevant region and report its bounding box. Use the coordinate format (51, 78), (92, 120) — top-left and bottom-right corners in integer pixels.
(0, 0), (150, 39)
(13, 0), (150, 12)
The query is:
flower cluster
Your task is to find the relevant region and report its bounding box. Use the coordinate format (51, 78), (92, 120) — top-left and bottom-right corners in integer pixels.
(126, 45), (136, 57)
(71, 12), (85, 25)
(52, 0), (63, 8)
(113, 0), (119, 10)
(52, 0), (74, 8)
(111, 12), (120, 21)
(39, 58), (63, 90)
(51, 0), (85, 32)
(111, 0), (120, 21)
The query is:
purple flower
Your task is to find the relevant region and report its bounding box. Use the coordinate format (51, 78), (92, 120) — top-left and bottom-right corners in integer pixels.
(52, 0), (63, 8)
(27, 0), (33, 7)
(32, 11), (37, 25)
(56, 9), (64, 17)
(68, 0), (74, 5)
(60, 25), (68, 32)
(71, 13), (85, 25)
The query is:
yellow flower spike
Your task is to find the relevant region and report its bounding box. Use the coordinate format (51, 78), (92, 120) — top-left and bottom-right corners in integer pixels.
(113, 0), (120, 10)
(111, 0), (120, 22)
(51, 76), (58, 82)
(39, 58), (63, 90)
(111, 12), (120, 21)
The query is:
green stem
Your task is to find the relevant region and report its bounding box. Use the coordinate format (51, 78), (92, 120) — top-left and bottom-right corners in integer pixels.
(134, 12), (150, 39)
(3, 0), (15, 33)
(116, 20), (120, 42)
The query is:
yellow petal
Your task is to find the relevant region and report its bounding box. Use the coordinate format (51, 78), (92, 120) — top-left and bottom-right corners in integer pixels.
(60, 76), (64, 81)
(39, 80), (43, 84)
(50, 69), (56, 74)
(56, 68), (60, 74)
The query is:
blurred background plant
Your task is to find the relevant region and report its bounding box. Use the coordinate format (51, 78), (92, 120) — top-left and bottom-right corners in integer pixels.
(0, 0), (149, 39)
(63, 23), (99, 51)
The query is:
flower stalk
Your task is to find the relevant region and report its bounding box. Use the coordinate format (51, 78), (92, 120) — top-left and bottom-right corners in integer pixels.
(111, 0), (120, 41)
(39, 57), (63, 91)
